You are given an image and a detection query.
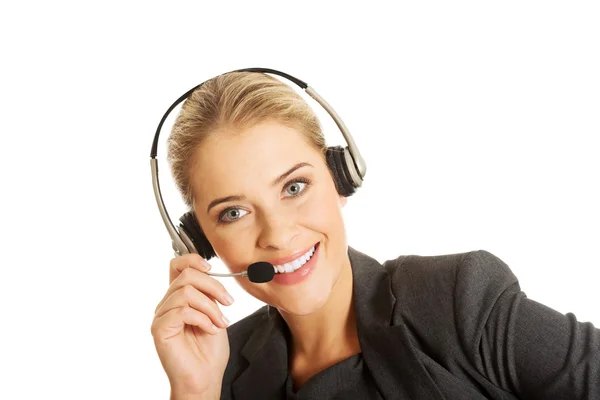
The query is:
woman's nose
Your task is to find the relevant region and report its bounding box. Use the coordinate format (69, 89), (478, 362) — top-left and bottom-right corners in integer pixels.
(256, 212), (300, 250)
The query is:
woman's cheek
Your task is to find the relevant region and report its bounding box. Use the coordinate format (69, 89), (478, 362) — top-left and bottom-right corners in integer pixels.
(303, 189), (341, 225)
(211, 231), (254, 273)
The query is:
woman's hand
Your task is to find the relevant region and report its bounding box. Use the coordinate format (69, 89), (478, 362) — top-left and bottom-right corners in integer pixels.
(151, 254), (234, 397)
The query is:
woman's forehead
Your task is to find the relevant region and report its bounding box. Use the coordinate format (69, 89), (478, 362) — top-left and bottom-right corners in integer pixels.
(215, 121), (309, 149)
(191, 122), (321, 197)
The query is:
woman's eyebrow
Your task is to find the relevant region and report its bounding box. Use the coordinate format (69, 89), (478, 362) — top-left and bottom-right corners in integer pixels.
(206, 162), (313, 213)
(270, 162), (313, 188)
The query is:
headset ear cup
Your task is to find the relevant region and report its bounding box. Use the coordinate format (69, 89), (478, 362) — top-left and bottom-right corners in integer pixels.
(178, 211), (216, 260)
(326, 146), (357, 197)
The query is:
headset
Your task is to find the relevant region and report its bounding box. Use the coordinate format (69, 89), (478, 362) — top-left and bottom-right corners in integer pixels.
(150, 68), (367, 261)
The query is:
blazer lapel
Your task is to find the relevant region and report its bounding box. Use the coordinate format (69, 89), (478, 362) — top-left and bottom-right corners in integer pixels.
(231, 304), (290, 399)
(349, 247), (446, 400)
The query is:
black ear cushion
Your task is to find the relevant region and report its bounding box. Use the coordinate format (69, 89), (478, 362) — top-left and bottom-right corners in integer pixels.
(178, 211), (216, 260)
(326, 146), (356, 197)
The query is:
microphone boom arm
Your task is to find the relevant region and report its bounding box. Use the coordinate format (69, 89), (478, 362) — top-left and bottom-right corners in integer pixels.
(206, 271), (248, 278)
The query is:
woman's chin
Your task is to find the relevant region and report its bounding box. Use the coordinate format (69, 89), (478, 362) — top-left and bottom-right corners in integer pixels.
(272, 291), (331, 317)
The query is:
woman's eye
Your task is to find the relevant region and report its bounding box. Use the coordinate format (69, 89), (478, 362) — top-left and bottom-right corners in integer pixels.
(284, 180), (308, 197)
(219, 208), (248, 223)
(217, 178), (311, 224)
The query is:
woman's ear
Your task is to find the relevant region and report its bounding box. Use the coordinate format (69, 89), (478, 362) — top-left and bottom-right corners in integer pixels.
(339, 195), (347, 207)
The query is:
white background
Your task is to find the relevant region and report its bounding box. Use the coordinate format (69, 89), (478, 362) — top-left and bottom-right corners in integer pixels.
(1, 1), (599, 399)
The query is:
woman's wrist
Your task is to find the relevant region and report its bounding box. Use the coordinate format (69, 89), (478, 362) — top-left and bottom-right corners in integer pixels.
(170, 388), (220, 400)
(169, 372), (224, 400)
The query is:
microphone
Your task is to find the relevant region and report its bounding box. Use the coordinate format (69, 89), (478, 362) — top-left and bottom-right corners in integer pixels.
(205, 261), (275, 283)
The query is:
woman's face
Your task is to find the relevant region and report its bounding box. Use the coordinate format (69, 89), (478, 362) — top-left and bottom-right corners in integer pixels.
(190, 120), (349, 316)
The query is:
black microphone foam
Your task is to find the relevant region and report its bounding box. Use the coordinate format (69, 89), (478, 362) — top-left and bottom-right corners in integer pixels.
(247, 261), (275, 283)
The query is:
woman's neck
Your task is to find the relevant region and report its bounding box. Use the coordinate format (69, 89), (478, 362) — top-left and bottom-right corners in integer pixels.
(279, 256), (360, 363)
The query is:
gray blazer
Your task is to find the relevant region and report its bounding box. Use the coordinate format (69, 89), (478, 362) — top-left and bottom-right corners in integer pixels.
(220, 247), (600, 399)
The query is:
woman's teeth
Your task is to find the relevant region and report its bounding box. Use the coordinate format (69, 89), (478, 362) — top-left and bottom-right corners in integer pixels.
(273, 245), (316, 274)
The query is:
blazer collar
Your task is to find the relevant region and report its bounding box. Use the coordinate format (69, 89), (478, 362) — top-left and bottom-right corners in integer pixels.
(231, 246), (445, 400)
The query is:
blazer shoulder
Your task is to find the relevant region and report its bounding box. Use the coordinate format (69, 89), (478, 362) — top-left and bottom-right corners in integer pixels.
(381, 249), (471, 285)
(380, 249), (520, 328)
(381, 249), (516, 288)
(381, 249), (520, 357)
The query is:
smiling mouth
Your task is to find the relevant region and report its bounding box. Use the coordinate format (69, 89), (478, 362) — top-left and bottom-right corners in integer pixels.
(272, 243), (317, 274)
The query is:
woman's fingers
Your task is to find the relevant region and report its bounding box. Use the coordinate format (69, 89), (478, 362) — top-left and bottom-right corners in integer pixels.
(156, 266), (234, 313)
(155, 284), (230, 329)
(152, 305), (219, 340)
(169, 253), (212, 284)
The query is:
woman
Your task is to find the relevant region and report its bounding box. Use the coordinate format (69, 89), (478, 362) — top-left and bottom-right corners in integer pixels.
(151, 71), (600, 399)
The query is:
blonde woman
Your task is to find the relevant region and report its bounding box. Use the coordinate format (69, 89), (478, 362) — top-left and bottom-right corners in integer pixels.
(150, 69), (600, 399)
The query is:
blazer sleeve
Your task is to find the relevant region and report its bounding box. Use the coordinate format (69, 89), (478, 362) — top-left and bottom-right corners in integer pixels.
(458, 250), (600, 399)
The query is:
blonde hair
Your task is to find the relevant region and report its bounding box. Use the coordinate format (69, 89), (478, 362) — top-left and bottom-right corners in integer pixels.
(167, 71), (327, 209)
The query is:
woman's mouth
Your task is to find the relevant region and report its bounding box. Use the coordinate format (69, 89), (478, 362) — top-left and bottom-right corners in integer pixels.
(272, 243), (317, 274)
(271, 242), (321, 285)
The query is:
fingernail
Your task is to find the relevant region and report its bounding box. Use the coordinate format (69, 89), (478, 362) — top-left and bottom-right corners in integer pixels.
(223, 292), (234, 305)
(203, 261), (212, 271)
(221, 315), (230, 326)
